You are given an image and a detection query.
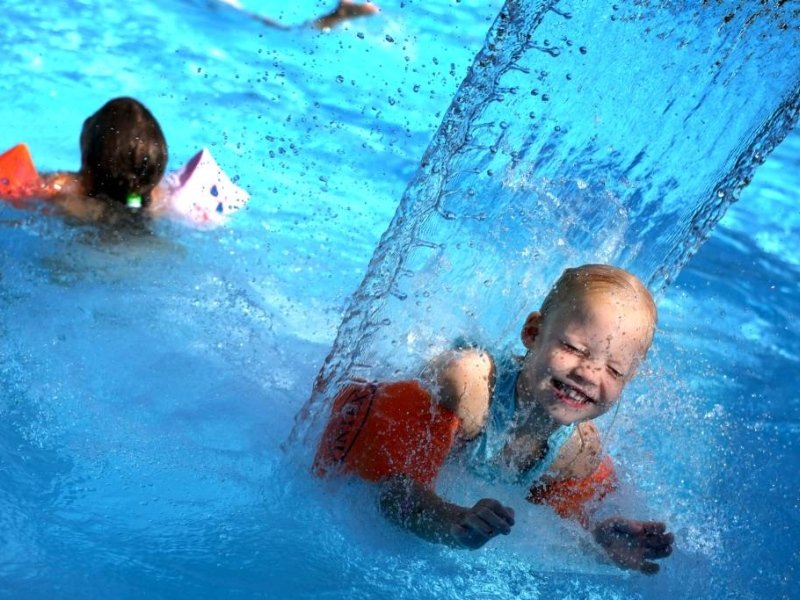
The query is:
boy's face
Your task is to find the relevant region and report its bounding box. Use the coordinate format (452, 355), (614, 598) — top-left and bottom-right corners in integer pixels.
(517, 291), (652, 425)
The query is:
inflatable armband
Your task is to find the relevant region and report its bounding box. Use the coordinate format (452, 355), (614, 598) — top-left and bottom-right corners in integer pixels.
(527, 455), (617, 527)
(313, 380), (460, 488)
(0, 144), (40, 201)
(159, 148), (249, 227)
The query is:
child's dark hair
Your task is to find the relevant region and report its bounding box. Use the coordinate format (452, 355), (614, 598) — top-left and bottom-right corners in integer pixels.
(79, 97), (168, 208)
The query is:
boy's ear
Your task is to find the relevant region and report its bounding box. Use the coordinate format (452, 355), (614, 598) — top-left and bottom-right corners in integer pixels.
(521, 311), (543, 349)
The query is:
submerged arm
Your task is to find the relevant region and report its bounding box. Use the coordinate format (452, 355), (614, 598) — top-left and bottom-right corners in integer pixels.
(378, 474), (515, 550)
(530, 423), (674, 574)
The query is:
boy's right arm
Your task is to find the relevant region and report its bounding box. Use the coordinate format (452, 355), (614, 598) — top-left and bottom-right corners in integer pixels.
(378, 474), (515, 549)
(420, 347), (495, 440)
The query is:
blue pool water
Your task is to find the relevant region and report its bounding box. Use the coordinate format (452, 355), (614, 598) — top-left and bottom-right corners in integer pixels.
(1, 1), (798, 598)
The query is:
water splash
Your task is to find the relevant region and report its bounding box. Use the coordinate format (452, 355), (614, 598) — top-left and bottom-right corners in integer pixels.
(293, 0), (800, 447)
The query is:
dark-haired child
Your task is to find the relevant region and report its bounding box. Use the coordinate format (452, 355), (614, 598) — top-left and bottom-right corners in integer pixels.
(1, 97), (248, 228)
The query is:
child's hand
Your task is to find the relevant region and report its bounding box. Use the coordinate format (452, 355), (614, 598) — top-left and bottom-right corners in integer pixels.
(592, 517), (674, 574)
(451, 498), (515, 549)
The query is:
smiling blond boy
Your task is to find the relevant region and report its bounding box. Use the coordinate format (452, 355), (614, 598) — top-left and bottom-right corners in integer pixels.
(315, 264), (674, 574)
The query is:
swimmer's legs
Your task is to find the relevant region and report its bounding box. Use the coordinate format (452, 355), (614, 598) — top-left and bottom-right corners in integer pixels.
(312, 1), (380, 30)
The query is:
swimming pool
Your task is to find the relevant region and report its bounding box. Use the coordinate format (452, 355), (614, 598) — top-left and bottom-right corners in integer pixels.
(1, 0), (798, 598)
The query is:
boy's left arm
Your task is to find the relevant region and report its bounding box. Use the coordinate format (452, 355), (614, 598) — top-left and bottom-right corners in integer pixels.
(528, 422), (674, 574)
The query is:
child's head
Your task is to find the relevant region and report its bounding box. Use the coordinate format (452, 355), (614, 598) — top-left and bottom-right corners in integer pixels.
(79, 97), (168, 208)
(517, 264), (656, 425)
(538, 264), (657, 346)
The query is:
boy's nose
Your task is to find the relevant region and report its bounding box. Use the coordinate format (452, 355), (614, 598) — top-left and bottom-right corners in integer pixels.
(571, 358), (602, 386)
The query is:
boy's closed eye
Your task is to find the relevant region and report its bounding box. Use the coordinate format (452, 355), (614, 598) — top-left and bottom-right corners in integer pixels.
(560, 339), (627, 380)
(560, 340), (588, 356)
(607, 365), (625, 380)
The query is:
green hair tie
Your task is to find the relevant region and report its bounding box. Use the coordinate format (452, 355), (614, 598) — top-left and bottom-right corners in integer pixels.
(126, 193), (142, 209)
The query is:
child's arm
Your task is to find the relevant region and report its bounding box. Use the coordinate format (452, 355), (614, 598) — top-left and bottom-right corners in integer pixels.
(314, 376), (514, 550)
(419, 347), (494, 440)
(378, 473), (515, 549)
(36, 172), (113, 222)
(530, 423), (674, 574)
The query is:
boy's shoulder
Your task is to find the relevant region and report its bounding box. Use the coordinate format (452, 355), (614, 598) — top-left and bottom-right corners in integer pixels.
(547, 421), (605, 481)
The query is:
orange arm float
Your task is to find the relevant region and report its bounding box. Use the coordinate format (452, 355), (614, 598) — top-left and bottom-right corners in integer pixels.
(313, 380), (459, 488)
(527, 455), (617, 528)
(0, 144), (41, 203)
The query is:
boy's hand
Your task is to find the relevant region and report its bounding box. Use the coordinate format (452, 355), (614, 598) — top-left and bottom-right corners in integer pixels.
(451, 498), (515, 549)
(592, 517), (674, 574)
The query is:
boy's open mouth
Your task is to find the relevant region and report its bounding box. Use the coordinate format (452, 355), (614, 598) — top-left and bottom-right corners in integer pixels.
(552, 379), (594, 407)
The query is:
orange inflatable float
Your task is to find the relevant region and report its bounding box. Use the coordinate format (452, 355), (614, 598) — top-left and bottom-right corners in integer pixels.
(313, 380), (459, 488)
(527, 455), (617, 526)
(0, 144), (40, 201)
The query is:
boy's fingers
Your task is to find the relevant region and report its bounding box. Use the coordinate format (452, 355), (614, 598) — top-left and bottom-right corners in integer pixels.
(645, 532), (674, 549)
(476, 499), (515, 525)
(477, 508), (513, 535)
(642, 521), (666, 535)
(644, 544), (673, 559)
(462, 508), (514, 538)
(462, 513), (495, 537)
(501, 505), (515, 525)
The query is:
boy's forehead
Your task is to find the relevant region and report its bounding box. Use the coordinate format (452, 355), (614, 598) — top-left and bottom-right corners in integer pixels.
(555, 284), (650, 316)
(546, 291), (653, 344)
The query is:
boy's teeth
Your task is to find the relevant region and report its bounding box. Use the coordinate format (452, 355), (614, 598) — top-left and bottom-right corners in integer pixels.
(565, 387), (585, 403)
(567, 388), (581, 401)
(556, 380), (590, 403)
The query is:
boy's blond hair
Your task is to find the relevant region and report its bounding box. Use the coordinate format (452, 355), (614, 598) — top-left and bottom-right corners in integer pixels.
(540, 264), (657, 347)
